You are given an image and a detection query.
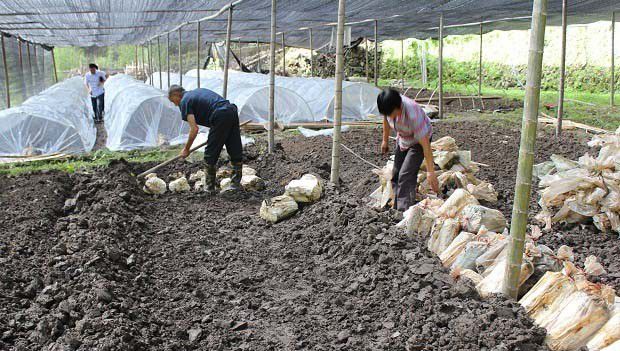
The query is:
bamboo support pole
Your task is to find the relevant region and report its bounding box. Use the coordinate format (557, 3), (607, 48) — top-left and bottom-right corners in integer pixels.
(400, 39), (405, 90)
(148, 40), (153, 86)
(223, 5), (233, 99)
(268, 0), (276, 153)
(157, 36), (162, 89)
(178, 27), (183, 86)
(611, 12), (616, 107)
(438, 13), (444, 119)
(256, 39), (261, 72)
(26, 42), (33, 88)
(330, 0), (346, 185)
(1, 34), (10, 107)
(238, 39), (242, 63)
(41, 45), (44, 83)
(281, 32), (286, 76)
(503, 0), (548, 300)
(478, 22), (483, 96)
(134, 45), (138, 76)
(309, 28), (314, 77)
(141, 45), (146, 76)
(365, 38), (369, 82)
(197, 21), (201, 88)
(374, 20), (378, 87)
(556, 0), (567, 136)
(166, 33), (170, 88)
(51, 47), (58, 83)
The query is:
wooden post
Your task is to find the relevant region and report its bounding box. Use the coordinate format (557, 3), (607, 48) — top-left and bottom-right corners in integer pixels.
(503, 0), (548, 299)
(141, 45), (145, 76)
(166, 33), (171, 88)
(438, 13), (444, 119)
(148, 40), (154, 85)
(330, 0), (346, 185)
(374, 20), (378, 87)
(197, 21), (201, 88)
(281, 32), (286, 76)
(179, 27), (183, 86)
(26, 42), (33, 80)
(365, 38), (369, 82)
(1, 34), (11, 107)
(157, 36), (163, 89)
(400, 39), (405, 90)
(268, 0), (276, 153)
(556, 0), (567, 136)
(309, 28), (314, 77)
(238, 39), (242, 63)
(223, 5), (233, 99)
(41, 45), (45, 83)
(134, 45), (138, 77)
(51, 47), (58, 83)
(256, 39), (261, 72)
(611, 12), (616, 107)
(478, 22), (483, 97)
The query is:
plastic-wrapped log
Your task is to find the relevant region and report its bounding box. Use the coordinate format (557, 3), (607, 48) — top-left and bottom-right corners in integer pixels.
(519, 271), (577, 323)
(461, 205), (507, 233)
(439, 231), (475, 267)
(545, 283), (614, 351)
(477, 253), (534, 298)
(169, 177), (190, 193)
(436, 188), (479, 217)
(587, 307), (620, 351)
(475, 235), (508, 273)
(285, 174), (322, 203)
(260, 195), (299, 223)
(428, 217), (461, 255)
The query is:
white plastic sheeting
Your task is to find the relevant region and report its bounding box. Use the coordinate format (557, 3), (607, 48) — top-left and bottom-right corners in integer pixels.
(0, 76), (95, 156)
(151, 69), (380, 122)
(149, 71), (314, 124)
(105, 74), (189, 151)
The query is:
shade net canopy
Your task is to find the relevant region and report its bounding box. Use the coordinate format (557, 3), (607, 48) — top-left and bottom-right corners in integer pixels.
(149, 69), (379, 122)
(0, 76), (95, 156)
(104, 74), (189, 151)
(0, 1), (616, 48)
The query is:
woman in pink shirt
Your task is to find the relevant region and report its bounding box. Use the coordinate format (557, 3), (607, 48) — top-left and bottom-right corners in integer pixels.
(378, 88), (439, 211)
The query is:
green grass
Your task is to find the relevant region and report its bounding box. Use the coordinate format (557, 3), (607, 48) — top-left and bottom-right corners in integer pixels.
(379, 78), (620, 131)
(0, 147), (183, 176)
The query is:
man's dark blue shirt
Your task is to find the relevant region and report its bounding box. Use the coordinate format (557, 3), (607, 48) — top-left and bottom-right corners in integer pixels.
(179, 88), (231, 127)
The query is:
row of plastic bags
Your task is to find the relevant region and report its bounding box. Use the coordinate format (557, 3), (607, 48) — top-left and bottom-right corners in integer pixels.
(399, 186), (618, 350)
(534, 127), (620, 234)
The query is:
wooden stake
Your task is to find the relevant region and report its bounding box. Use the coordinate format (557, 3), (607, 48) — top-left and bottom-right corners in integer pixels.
(503, 0), (548, 299)
(166, 33), (171, 88)
(330, 0), (346, 185)
(556, 0), (567, 136)
(157, 36), (162, 89)
(134, 45), (138, 77)
(51, 47), (58, 83)
(268, 0), (276, 153)
(256, 39), (261, 72)
(223, 5), (233, 99)
(374, 19), (378, 87)
(309, 28), (314, 77)
(611, 12), (616, 107)
(281, 32), (286, 76)
(400, 39), (405, 90)
(179, 27), (183, 86)
(141, 45), (146, 76)
(365, 38), (369, 82)
(478, 21), (483, 97)
(197, 21), (201, 88)
(148, 40), (153, 86)
(1, 34), (10, 107)
(438, 13), (444, 119)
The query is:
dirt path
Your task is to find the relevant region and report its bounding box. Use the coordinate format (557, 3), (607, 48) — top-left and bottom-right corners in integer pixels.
(93, 123), (107, 151)
(0, 120), (616, 350)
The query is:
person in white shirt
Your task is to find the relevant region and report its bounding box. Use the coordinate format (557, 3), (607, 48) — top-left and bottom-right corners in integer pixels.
(84, 63), (107, 123)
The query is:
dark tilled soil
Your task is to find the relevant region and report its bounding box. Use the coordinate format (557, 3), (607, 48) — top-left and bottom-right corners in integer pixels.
(0, 120), (616, 351)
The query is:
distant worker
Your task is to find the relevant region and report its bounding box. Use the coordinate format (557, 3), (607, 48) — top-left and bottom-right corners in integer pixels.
(168, 85), (243, 193)
(377, 88), (439, 211)
(84, 63), (107, 123)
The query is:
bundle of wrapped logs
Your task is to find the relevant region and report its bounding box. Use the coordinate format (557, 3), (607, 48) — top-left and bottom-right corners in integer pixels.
(534, 127), (620, 234)
(397, 187), (617, 351)
(369, 136), (498, 208)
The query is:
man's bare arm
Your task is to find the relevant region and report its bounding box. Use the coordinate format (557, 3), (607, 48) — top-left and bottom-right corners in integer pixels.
(181, 114), (199, 158)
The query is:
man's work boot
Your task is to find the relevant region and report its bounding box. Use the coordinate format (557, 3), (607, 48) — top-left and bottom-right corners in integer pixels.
(205, 164), (217, 194)
(229, 162), (243, 191)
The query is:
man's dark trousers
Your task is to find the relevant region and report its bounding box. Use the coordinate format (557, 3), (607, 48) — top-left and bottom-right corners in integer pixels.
(91, 94), (105, 122)
(391, 142), (425, 211)
(204, 105), (242, 165)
